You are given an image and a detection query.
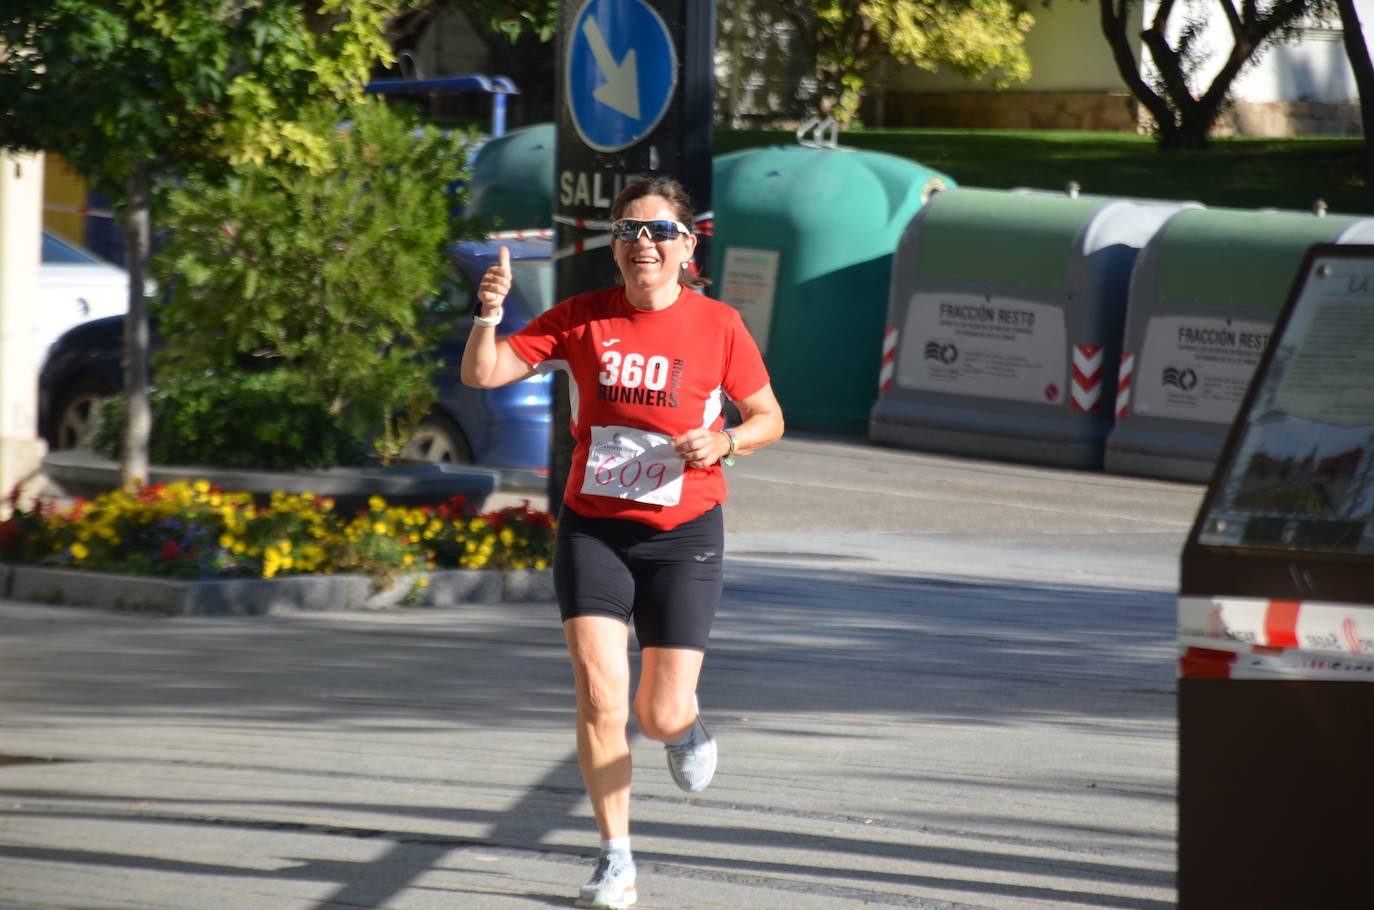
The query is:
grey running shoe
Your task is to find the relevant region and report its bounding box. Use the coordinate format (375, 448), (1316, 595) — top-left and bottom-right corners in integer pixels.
(665, 696), (717, 792)
(575, 852), (637, 909)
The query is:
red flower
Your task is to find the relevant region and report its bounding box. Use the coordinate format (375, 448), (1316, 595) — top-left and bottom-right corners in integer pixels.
(159, 539), (183, 562)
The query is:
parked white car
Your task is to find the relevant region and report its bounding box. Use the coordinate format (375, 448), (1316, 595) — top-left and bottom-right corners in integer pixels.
(38, 229), (128, 360)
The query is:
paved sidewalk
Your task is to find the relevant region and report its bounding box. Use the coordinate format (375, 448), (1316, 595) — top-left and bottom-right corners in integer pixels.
(0, 437), (1198, 909)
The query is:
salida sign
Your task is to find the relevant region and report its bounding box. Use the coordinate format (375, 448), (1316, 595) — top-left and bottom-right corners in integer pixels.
(554, 0), (714, 296)
(548, 0), (715, 499)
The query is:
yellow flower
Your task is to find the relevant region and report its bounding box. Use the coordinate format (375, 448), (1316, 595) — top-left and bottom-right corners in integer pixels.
(70, 542), (89, 561)
(372, 521), (388, 535)
(368, 495), (386, 512)
(219, 534), (234, 549)
(194, 479), (210, 494)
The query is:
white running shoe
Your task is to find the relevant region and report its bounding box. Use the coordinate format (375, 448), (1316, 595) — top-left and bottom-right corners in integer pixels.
(664, 695), (717, 793)
(575, 851), (637, 909)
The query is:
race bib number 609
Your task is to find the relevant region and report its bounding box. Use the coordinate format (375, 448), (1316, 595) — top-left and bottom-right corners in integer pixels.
(581, 425), (684, 506)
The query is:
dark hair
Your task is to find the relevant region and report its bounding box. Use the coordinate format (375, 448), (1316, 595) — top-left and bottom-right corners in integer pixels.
(610, 176), (711, 290)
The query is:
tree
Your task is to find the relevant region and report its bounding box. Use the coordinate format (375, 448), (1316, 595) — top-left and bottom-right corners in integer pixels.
(767, 0), (1035, 125)
(1335, 0), (1374, 178)
(1099, 0), (1334, 150)
(150, 97), (477, 460)
(0, 0), (398, 486)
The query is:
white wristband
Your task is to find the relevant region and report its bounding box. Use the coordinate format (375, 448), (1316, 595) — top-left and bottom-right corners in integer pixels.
(473, 307), (503, 328)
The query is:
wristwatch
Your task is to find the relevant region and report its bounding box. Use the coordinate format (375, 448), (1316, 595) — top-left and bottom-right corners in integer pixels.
(473, 307), (503, 327)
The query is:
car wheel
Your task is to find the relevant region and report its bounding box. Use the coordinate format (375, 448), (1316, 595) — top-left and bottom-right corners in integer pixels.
(406, 415), (474, 464)
(51, 379), (115, 450)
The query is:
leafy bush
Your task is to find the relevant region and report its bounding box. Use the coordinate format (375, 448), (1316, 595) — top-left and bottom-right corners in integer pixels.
(150, 96), (481, 461)
(89, 370), (370, 471)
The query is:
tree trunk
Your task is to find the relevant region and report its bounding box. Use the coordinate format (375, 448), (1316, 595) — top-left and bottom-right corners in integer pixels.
(120, 165), (152, 488)
(1336, 0), (1374, 180)
(1099, 0), (1177, 141)
(1159, 119), (1211, 150)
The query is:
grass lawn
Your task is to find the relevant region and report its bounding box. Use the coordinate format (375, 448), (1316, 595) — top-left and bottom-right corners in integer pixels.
(714, 128), (1374, 216)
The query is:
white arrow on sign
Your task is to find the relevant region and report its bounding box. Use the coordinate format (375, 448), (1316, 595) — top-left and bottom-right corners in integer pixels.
(581, 16), (640, 119)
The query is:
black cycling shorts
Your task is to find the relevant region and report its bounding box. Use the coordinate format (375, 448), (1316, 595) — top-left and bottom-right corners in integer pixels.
(554, 504), (725, 651)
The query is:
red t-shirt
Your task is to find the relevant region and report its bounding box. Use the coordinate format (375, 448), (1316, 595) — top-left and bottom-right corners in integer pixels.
(507, 285), (770, 530)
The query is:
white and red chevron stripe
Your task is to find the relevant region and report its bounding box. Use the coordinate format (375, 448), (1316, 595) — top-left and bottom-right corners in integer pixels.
(878, 326), (898, 393)
(1115, 351), (1135, 419)
(1070, 343), (1103, 412)
(1178, 595), (1374, 681)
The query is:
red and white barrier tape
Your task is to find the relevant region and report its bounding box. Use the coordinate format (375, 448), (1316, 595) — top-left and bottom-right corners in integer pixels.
(551, 211), (715, 261)
(1178, 595), (1374, 681)
(44, 202), (116, 219)
(879, 326), (898, 393)
(487, 228), (554, 240)
(553, 232), (613, 261)
(1115, 351), (1135, 419)
(1070, 343), (1103, 412)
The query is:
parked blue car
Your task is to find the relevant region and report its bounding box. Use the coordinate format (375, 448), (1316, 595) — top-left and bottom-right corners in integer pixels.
(38, 238), (553, 485)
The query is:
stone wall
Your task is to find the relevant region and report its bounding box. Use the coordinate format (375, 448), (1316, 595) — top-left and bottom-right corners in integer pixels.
(866, 90), (1365, 138)
(868, 91), (1142, 132)
(1223, 100), (1363, 138)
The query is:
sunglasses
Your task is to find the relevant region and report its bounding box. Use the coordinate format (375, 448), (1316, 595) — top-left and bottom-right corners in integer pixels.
(610, 219), (692, 242)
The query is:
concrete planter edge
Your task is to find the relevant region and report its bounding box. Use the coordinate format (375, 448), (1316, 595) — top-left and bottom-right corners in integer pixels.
(3, 565), (553, 616)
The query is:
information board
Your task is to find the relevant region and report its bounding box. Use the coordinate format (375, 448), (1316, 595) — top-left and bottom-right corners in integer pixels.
(1176, 244), (1374, 910)
(1194, 251), (1374, 556)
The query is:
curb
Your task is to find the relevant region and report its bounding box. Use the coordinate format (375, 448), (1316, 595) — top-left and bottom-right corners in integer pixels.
(3, 565), (554, 616)
(40, 449), (502, 514)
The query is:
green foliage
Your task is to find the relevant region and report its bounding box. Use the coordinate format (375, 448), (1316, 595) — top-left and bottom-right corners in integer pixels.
(463, 0), (559, 42)
(88, 371), (371, 471)
(713, 128), (1374, 213)
(0, 0), (404, 484)
(150, 97), (479, 458)
(768, 0), (1033, 125)
(0, 0), (399, 184)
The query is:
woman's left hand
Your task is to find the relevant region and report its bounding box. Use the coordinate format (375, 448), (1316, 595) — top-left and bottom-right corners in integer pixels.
(672, 427), (727, 469)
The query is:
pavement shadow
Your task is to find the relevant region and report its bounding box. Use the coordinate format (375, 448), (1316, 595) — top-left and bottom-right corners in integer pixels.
(709, 561), (1177, 726)
(0, 559), (1177, 908)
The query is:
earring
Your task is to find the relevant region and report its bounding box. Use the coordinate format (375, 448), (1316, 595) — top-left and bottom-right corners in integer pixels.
(681, 261), (689, 269)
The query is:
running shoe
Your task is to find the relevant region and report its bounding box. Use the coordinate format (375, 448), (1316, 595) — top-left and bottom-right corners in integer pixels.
(575, 851), (637, 909)
(664, 695), (717, 792)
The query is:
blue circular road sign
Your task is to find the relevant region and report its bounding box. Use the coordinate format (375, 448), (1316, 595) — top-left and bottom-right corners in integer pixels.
(566, 0), (678, 153)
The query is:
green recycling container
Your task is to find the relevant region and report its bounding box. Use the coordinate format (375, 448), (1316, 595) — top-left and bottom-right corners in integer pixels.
(466, 123), (556, 231)
(710, 145), (954, 432)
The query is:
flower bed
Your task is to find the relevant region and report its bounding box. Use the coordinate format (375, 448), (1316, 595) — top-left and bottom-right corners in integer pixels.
(0, 480), (556, 591)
